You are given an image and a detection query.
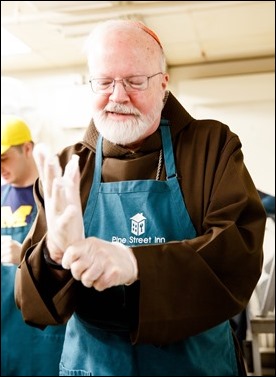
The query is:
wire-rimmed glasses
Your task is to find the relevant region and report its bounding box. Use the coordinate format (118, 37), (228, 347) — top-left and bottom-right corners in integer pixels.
(89, 72), (163, 94)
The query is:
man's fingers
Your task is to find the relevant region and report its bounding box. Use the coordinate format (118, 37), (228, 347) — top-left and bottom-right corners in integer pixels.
(44, 155), (62, 198)
(33, 144), (63, 199)
(64, 154), (80, 182)
(51, 178), (66, 214)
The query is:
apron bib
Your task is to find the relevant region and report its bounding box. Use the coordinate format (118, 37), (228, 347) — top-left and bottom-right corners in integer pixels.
(60, 121), (238, 376)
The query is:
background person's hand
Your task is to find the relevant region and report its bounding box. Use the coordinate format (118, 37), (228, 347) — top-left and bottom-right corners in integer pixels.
(34, 146), (84, 264)
(1, 236), (22, 265)
(62, 238), (138, 291)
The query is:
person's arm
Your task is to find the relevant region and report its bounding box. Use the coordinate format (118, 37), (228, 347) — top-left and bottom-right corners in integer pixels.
(15, 149), (85, 326)
(15, 242), (76, 327)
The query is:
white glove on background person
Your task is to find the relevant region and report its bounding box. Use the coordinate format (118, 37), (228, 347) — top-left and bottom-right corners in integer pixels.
(1, 236), (22, 265)
(34, 146), (84, 264)
(62, 238), (138, 291)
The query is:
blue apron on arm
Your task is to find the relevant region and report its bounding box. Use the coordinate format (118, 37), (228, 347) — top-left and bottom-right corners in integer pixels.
(1, 185), (66, 376)
(59, 121), (239, 376)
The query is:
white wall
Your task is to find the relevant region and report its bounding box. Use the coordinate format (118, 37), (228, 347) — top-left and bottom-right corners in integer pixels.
(1, 68), (275, 195)
(1, 71), (91, 153)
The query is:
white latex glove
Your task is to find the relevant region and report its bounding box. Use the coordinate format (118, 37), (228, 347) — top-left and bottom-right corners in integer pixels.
(1, 236), (21, 265)
(33, 145), (84, 264)
(62, 238), (138, 291)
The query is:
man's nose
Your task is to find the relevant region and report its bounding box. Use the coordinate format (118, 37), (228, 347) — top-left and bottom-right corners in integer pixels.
(109, 80), (130, 101)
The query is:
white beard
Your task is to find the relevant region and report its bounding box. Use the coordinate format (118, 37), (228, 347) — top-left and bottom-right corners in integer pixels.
(93, 100), (163, 145)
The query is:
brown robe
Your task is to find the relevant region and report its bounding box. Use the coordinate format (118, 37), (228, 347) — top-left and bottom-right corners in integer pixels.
(15, 92), (266, 352)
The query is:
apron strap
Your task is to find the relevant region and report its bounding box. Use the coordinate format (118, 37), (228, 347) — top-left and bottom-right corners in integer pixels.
(160, 120), (177, 179)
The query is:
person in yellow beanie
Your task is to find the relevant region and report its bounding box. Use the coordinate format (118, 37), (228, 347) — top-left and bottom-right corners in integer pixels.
(1, 115), (66, 376)
(1, 115), (37, 264)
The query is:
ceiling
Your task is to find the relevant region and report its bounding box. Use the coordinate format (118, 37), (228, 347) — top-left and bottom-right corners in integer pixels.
(1, 1), (275, 75)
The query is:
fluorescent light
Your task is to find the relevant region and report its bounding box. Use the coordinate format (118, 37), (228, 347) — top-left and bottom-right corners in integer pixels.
(1, 27), (32, 56)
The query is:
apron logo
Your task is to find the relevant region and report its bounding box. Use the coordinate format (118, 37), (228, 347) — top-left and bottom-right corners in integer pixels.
(112, 213), (166, 245)
(130, 213), (146, 236)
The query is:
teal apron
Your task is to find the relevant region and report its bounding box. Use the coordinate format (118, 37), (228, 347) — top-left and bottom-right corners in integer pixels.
(1, 186), (66, 376)
(59, 121), (239, 376)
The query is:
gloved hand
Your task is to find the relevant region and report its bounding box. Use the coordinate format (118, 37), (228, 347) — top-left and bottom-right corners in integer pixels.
(1, 236), (21, 265)
(34, 145), (84, 264)
(62, 238), (138, 291)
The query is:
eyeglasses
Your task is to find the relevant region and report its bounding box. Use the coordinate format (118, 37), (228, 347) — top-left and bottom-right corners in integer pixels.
(89, 72), (163, 94)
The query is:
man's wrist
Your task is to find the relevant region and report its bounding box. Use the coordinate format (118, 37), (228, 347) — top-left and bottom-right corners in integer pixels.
(43, 244), (64, 270)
